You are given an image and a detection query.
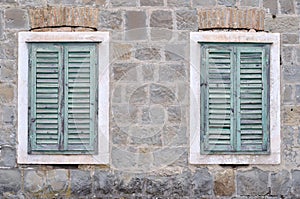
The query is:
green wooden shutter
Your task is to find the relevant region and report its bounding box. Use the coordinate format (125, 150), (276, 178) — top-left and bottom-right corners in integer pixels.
(29, 43), (63, 152)
(29, 43), (97, 154)
(201, 45), (235, 153)
(200, 43), (270, 154)
(64, 44), (97, 153)
(237, 46), (269, 152)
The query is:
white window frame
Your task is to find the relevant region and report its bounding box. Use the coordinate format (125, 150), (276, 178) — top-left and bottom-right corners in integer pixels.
(18, 32), (110, 164)
(189, 32), (280, 164)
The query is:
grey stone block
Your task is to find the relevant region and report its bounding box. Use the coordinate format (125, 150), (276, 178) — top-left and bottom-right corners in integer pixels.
(141, 0), (164, 6)
(151, 29), (173, 41)
(19, 0), (46, 6)
(112, 63), (137, 82)
(24, 170), (45, 193)
(145, 176), (170, 196)
(135, 47), (161, 61)
(99, 10), (123, 30)
(70, 170), (92, 196)
(162, 125), (187, 146)
(46, 169), (68, 193)
(0, 0), (17, 3)
(169, 171), (191, 197)
(192, 168), (213, 196)
(271, 170), (291, 196)
(263, 0), (278, 15)
(284, 85), (294, 104)
(176, 10), (197, 31)
(0, 12), (3, 39)
(111, 147), (138, 169)
(0, 169), (21, 194)
(296, 85), (300, 104)
(165, 44), (186, 61)
(237, 168), (269, 196)
(218, 0), (236, 6)
(159, 65), (182, 82)
(292, 170), (300, 195)
(0, 60), (16, 82)
(282, 34), (299, 44)
(4, 8), (28, 29)
(0, 146), (15, 167)
(3, 106), (15, 125)
(116, 176), (144, 194)
(94, 171), (117, 195)
(150, 10), (173, 29)
(128, 85), (149, 104)
(167, 0), (190, 7)
(111, 0), (136, 7)
(283, 66), (300, 83)
(125, 11), (147, 40)
(0, 128), (15, 145)
(240, 0), (259, 6)
(279, 0), (295, 14)
(150, 83), (176, 104)
(193, 0), (216, 6)
(142, 64), (155, 81)
(265, 16), (300, 33)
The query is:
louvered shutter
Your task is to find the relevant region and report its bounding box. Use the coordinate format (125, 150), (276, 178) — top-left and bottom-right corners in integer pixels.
(29, 43), (97, 154)
(29, 43), (63, 152)
(201, 45), (234, 153)
(200, 43), (270, 154)
(237, 46), (269, 152)
(64, 44), (97, 152)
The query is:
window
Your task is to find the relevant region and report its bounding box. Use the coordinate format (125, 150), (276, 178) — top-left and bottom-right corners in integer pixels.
(190, 32), (280, 164)
(18, 32), (109, 164)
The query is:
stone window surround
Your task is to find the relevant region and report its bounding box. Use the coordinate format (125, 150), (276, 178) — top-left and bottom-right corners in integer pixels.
(17, 32), (110, 164)
(189, 32), (281, 164)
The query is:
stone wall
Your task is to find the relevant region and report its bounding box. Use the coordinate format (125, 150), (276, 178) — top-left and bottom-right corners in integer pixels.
(0, 0), (300, 198)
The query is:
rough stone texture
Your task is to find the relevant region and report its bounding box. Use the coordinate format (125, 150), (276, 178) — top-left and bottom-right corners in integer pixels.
(296, 85), (300, 104)
(0, 146), (15, 167)
(0, 83), (14, 103)
(111, 0), (136, 7)
(167, 0), (190, 7)
(237, 168), (269, 196)
(99, 10), (122, 30)
(0, 12), (3, 39)
(218, 0), (236, 6)
(141, 0), (164, 6)
(283, 66), (300, 83)
(263, 0), (278, 15)
(125, 11), (147, 40)
(94, 171), (117, 195)
(135, 47), (161, 61)
(271, 170), (291, 196)
(192, 168), (213, 196)
(0, 170), (21, 194)
(29, 7), (98, 30)
(292, 170), (300, 195)
(284, 85), (294, 104)
(176, 10), (198, 31)
(24, 170), (45, 193)
(46, 170), (69, 193)
(282, 34), (299, 44)
(0, 60), (16, 82)
(240, 0), (259, 7)
(279, 0), (295, 14)
(214, 169), (235, 196)
(150, 10), (173, 29)
(265, 16), (300, 33)
(165, 44), (186, 61)
(193, 0), (216, 6)
(198, 7), (265, 30)
(4, 8), (28, 29)
(70, 170), (92, 196)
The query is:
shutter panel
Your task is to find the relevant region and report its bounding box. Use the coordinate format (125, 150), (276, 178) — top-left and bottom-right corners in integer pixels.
(64, 44), (97, 153)
(29, 43), (63, 153)
(201, 45), (234, 153)
(237, 46), (269, 152)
